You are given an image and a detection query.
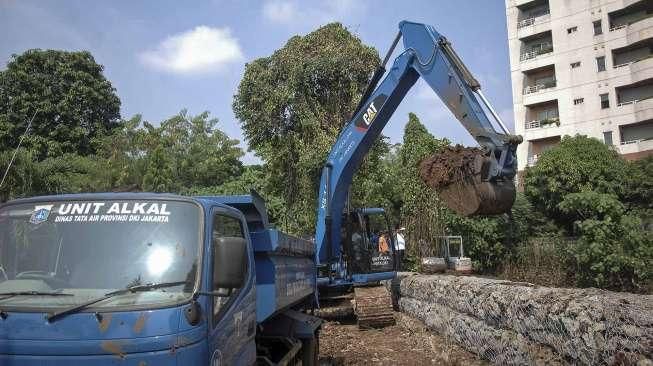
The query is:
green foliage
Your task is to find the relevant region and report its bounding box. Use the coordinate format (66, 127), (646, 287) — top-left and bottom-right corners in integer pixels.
(396, 113), (449, 253)
(557, 191), (624, 223)
(559, 192), (652, 291)
(0, 49), (121, 158)
(185, 165), (286, 224)
(142, 145), (174, 192)
(524, 135), (627, 222)
(623, 155), (653, 227)
(1, 110), (244, 201)
(96, 110), (244, 193)
(233, 22), (383, 234)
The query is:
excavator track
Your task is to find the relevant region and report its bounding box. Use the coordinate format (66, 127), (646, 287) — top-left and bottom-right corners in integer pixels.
(354, 286), (395, 329)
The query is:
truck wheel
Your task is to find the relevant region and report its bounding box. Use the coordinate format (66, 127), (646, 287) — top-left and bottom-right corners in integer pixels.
(301, 331), (319, 366)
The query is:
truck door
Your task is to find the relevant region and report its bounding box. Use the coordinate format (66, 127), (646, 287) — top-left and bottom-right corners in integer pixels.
(208, 210), (257, 366)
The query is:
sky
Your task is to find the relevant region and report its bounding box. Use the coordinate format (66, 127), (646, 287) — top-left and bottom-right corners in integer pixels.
(0, 0), (513, 164)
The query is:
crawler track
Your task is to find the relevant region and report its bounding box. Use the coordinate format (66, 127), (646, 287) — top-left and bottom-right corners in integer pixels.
(354, 286), (395, 328)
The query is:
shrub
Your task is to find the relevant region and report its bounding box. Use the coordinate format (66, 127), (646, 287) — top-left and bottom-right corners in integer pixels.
(558, 192), (652, 292)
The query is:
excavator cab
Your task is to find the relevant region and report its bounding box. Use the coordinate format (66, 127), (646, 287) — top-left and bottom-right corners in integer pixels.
(341, 208), (395, 276)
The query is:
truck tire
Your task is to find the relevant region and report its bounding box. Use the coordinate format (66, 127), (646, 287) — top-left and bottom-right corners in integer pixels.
(301, 331), (319, 366)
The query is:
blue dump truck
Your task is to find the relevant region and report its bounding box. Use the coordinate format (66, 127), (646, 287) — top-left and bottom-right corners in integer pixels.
(0, 192), (321, 365)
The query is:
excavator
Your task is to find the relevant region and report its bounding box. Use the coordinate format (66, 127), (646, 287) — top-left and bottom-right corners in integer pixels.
(315, 21), (521, 328)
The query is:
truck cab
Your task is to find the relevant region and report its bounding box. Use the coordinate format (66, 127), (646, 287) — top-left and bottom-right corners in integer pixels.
(0, 193), (320, 365)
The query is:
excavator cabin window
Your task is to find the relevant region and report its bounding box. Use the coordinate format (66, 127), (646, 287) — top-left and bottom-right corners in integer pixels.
(341, 210), (395, 275)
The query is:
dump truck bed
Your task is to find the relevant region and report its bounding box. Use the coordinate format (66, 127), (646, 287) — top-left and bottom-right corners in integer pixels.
(200, 193), (317, 323)
(251, 228), (316, 322)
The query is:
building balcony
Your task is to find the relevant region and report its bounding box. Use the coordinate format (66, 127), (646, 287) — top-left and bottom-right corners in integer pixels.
(523, 135), (561, 169)
(615, 97), (653, 125)
(515, 0), (541, 7)
(617, 118), (653, 158)
(524, 117), (559, 130)
(517, 10), (550, 28)
(609, 0), (653, 31)
(617, 95), (653, 107)
(523, 79), (556, 95)
(527, 154), (539, 167)
(520, 44), (553, 61)
(616, 78), (653, 106)
(613, 55), (653, 69)
(617, 137), (653, 158)
(612, 38), (653, 67)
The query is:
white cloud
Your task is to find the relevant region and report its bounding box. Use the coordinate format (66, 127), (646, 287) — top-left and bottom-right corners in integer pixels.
(140, 26), (243, 74)
(262, 0), (364, 26)
(262, 1), (299, 24)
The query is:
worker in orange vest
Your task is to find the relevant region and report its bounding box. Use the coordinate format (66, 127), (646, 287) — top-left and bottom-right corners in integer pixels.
(378, 232), (390, 254)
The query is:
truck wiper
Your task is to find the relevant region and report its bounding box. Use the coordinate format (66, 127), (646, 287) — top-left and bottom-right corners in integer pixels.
(47, 281), (188, 322)
(0, 290), (74, 302)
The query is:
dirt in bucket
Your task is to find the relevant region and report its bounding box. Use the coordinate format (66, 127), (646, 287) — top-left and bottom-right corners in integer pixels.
(418, 146), (515, 216)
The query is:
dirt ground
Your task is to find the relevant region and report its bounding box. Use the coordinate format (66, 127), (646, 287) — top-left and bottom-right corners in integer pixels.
(318, 313), (487, 366)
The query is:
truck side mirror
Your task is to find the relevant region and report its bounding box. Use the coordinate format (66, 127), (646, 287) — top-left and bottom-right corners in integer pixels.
(212, 236), (247, 290)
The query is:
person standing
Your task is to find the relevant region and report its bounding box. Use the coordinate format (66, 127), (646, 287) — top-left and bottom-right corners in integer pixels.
(394, 227), (406, 270)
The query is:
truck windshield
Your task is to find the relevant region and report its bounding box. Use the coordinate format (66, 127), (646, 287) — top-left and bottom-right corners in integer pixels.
(0, 199), (201, 311)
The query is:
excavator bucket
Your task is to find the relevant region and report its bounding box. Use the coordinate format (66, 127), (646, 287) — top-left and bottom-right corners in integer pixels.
(419, 147), (516, 216)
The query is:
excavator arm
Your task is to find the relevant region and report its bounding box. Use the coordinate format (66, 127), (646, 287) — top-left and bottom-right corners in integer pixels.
(315, 21), (521, 266)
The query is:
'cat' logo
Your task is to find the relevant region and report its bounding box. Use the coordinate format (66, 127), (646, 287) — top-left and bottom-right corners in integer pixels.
(354, 94), (387, 131)
(362, 102), (378, 126)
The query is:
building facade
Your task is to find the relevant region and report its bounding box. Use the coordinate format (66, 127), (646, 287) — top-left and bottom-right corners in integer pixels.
(505, 0), (653, 173)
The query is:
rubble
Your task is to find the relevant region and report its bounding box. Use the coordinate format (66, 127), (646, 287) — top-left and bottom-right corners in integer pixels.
(387, 273), (653, 365)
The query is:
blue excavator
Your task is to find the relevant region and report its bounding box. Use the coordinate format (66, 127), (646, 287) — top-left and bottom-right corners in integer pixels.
(314, 21), (521, 327)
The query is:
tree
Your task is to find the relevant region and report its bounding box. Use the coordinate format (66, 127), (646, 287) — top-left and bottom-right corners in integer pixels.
(0, 49), (121, 158)
(394, 113), (455, 267)
(142, 145), (174, 192)
(623, 155), (653, 224)
(94, 110), (244, 193)
(523, 135), (628, 222)
(233, 23), (382, 234)
(185, 165), (286, 224)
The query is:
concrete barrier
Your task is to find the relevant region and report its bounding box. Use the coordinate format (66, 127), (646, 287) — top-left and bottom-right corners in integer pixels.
(386, 273), (653, 365)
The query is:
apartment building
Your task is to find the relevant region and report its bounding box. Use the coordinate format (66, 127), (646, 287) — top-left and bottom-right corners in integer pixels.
(505, 0), (653, 173)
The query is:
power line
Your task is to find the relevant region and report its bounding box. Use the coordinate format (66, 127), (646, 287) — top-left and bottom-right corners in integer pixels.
(0, 110), (39, 189)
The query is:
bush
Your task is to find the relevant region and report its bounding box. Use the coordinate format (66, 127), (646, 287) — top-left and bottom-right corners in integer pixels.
(558, 192), (652, 292)
(524, 135), (627, 224)
(499, 237), (572, 288)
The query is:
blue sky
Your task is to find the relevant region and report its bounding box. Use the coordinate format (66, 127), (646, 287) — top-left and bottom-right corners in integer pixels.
(0, 0), (513, 164)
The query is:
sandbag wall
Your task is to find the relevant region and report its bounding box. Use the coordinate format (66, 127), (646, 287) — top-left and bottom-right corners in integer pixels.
(387, 273), (653, 365)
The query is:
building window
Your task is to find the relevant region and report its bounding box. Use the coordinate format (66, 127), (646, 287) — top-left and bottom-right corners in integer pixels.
(567, 26), (578, 34)
(571, 61), (581, 68)
(574, 98), (584, 105)
(600, 93), (610, 109)
(593, 20), (603, 35)
(596, 56), (606, 72)
(603, 131), (613, 145)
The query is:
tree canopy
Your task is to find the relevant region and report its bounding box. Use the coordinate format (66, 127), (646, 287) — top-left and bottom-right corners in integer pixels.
(0, 49), (122, 158)
(233, 22), (384, 234)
